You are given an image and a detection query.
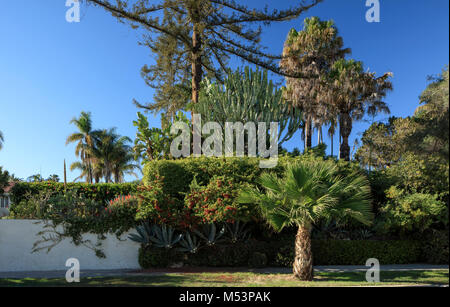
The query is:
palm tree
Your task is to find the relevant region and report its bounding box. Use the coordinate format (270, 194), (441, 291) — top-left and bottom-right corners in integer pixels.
(112, 150), (141, 183)
(280, 17), (350, 151)
(47, 174), (60, 182)
(0, 130), (4, 151)
(66, 112), (95, 183)
(27, 174), (44, 182)
(238, 159), (373, 281)
(70, 162), (90, 182)
(90, 128), (132, 183)
(327, 59), (393, 161)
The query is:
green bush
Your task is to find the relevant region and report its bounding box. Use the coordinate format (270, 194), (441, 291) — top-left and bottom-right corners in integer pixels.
(248, 252), (268, 268)
(138, 239), (274, 268)
(10, 182), (138, 204)
(378, 186), (448, 234)
(142, 157), (266, 200)
(275, 240), (423, 266)
(421, 229), (449, 264)
(138, 238), (424, 268)
(138, 247), (182, 268)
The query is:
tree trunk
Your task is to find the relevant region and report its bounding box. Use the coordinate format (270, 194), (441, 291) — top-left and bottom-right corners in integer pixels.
(330, 132), (334, 157)
(339, 112), (352, 161)
(191, 24), (202, 106)
(304, 117), (312, 151)
(293, 225), (313, 281)
(317, 125), (323, 145)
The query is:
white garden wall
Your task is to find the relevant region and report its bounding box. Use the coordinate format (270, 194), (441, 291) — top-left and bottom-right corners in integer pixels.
(0, 220), (140, 272)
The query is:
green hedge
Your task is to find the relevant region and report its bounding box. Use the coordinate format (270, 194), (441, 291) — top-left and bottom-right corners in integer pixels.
(143, 157), (269, 200)
(139, 240), (276, 269)
(10, 182), (138, 204)
(275, 240), (423, 266)
(138, 239), (424, 269)
(142, 156), (366, 198)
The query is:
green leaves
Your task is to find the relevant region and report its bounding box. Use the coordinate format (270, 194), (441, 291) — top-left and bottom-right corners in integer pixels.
(237, 159), (373, 231)
(193, 67), (302, 145)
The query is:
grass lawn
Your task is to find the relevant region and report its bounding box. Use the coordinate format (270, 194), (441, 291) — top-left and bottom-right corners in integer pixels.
(0, 270), (448, 287)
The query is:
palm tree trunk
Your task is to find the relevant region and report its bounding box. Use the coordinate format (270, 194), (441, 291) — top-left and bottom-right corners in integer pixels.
(293, 225), (313, 281)
(339, 112), (352, 161)
(330, 132), (334, 157)
(304, 117), (312, 151)
(317, 125), (323, 145)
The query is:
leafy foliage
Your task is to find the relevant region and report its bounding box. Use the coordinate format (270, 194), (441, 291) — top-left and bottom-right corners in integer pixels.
(132, 111), (190, 162)
(86, 0), (323, 115)
(10, 182), (138, 205)
(193, 67), (302, 144)
(378, 187), (448, 234)
(238, 159), (373, 232)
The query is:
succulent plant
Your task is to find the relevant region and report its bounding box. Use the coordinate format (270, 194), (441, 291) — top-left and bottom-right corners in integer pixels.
(128, 222), (153, 247)
(193, 223), (226, 246)
(177, 231), (201, 253)
(225, 221), (250, 243)
(149, 224), (183, 249)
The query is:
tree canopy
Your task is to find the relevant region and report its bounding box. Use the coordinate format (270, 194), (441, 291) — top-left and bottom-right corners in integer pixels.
(85, 0), (323, 117)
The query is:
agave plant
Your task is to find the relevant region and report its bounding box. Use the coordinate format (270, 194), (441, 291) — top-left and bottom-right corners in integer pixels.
(149, 224), (183, 249)
(177, 231), (201, 254)
(225, 221), (250, 244)
(193, 223), (226, 246)
(128, 222), (153, 247)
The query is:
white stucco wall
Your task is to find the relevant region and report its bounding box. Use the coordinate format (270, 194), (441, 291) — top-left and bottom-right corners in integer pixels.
(0, 220), (140, 272)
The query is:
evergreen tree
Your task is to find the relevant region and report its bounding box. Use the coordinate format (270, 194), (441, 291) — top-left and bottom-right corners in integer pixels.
(85, 0), (322, 117)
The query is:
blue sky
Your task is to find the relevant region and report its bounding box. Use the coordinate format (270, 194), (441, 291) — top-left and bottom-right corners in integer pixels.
(0, 0), (448, 182)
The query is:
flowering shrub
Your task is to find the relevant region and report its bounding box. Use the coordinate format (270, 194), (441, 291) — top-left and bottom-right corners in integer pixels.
(135, 176), (185, 227)
(103, 195), (139, 232)
(186, 176), (255, 225)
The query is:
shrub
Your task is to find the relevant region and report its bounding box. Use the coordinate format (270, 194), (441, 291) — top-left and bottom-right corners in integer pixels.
(275, 240), (423, 266)
(135, 177), (183, 227)
(186, 176), (256, 225)
(137, 239), (273, 268)
(138, 247), (182, 268)
(421, 229), (449, 264)
(28, 190), (139, 258)
(142, 157), (265, 200)
(10, 182), (138, 204)
(378, 186), (448, 234)
(248, 252), (268, 268)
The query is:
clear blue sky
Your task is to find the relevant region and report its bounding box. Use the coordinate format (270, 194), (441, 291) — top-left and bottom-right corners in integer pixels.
(0, 0), (448, 182)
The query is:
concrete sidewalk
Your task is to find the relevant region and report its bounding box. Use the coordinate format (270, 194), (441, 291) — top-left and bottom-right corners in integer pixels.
(0, 264), (448, 279)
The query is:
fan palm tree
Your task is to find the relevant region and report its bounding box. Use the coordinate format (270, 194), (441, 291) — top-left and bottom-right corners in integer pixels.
(66, 112), (95, 183)
(70, 162), (90, 182)
(327, 59), (392, 161)
(112, 149), (141, 183)
(238, 159), (373, 281)
(280, 17), (350, 151)
(90, 128), (132, 183)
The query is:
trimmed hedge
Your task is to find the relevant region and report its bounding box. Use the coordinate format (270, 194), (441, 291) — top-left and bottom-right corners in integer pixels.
(10, 182), (138, 204)
(139, 240), (275, 269)
(143, 157), (268, 200)
(138, 239), (424, 269)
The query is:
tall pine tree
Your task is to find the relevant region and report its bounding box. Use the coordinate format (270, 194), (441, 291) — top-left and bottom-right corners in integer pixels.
(85, 0), (323, 117)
